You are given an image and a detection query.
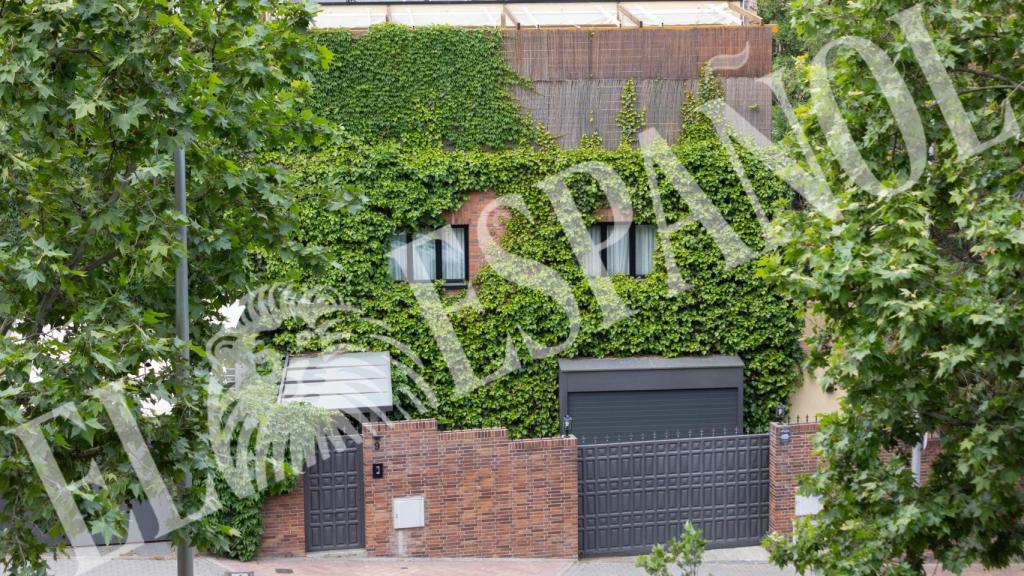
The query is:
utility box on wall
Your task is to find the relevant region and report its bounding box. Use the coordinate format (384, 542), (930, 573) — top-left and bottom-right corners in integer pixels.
(392, 496), (425, 529)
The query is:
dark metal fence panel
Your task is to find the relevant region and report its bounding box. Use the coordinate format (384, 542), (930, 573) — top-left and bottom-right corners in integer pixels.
(578, 432), (770, 556)
(304, 437), (365, 552)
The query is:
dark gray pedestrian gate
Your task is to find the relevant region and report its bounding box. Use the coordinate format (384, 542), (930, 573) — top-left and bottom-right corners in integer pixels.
(577, 432), (770, 556)
(304, 437), (365, 552)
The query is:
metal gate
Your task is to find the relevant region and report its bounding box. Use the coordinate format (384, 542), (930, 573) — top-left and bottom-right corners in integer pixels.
(304, 437), (365, 552)
(577, 432), (770, 556)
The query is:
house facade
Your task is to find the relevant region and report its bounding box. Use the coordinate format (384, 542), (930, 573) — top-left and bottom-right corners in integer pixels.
(251, 0), (835, 561)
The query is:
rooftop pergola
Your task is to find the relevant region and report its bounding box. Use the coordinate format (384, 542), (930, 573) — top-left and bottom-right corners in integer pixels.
(313, 1), (763, 30)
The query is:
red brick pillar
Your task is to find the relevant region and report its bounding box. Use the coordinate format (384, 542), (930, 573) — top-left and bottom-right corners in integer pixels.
(768, 421), (820, 534)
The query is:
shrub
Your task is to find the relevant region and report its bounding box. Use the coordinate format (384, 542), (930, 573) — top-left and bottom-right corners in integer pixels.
(636, 521), (710, 576)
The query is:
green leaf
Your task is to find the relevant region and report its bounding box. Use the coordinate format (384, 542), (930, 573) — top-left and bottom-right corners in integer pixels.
(155, 12), (193, 37)
(112, 99), (148, 134)
(20, 268), (44, 289)
(69, 97), (98, 119)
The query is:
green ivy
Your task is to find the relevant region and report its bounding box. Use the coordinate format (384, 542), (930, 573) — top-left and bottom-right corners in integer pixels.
(259, 127), (801, 438)
(309, 25), (536, 150)
(258, 26), (802, 439)
(199, 472), (298, 561)
(616, 78), (647, 149)
(680, 65), (725, 141)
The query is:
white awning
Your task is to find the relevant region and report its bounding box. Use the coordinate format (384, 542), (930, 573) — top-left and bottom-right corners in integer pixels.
(313, 2), (746, 29)
(279, 351), (393, 411)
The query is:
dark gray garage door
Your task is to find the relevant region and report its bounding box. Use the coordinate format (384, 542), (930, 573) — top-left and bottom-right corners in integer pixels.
(304, 437), (364, 552)
(558, 356), (744, 441)
(578, 432), (770, 556)
(568, 388), (740, 442)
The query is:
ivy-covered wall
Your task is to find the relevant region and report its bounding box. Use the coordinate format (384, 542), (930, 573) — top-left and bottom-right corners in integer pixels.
(263, 138), (800, 438)
(310, 26), (536, 150)
(262, 25), (801, 439)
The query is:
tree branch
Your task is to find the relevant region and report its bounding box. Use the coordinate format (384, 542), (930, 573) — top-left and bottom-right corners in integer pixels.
(30, 289), (63, 340)
(958, 84), (1017, 95)
(76, 445), (106, 460)
(953, 67), (1015, 86)
(0, 317), (14, 338)
(29, 186), (124, 339)
(81, 249), (120, 273)
(59, 47), (106, 67)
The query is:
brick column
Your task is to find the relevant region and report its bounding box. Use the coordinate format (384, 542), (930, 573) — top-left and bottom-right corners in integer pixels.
(769, 422), (943, 534)
(768, 421), (820, 534)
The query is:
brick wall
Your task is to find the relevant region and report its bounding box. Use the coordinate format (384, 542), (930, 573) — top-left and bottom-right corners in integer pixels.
(769, 422), (942, 534)
(362, 419), (578, 559)
(768, 422), (820, 534)
(260, 477), (306, 556)
(443, 190), (510, 281)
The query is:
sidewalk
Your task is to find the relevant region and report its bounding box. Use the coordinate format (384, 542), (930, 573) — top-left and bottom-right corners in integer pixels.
(211, 556), (575, 576)
(28, 544), (1024, 576)
(565, 546), (796, 576)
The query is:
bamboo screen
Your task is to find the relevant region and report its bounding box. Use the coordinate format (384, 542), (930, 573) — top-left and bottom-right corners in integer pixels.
(504, 27), (773, 147)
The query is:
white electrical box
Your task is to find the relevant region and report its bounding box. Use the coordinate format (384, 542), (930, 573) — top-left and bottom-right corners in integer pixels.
(393, 496), (425, 529)
(795, 495), (823, 516)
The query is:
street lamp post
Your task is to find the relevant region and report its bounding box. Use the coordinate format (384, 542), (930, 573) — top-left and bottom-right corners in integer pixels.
(174, 148), (194, 576)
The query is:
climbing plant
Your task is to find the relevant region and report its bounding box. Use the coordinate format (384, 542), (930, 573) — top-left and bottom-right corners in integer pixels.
(252, 25), (803, 440)
(258, 129), (801, 438)
(680, 65), (726, 141)
(616, 78), (647, 149)
(310, 25), (536, 149)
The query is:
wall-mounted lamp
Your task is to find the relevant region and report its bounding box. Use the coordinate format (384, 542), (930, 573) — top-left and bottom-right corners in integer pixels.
(775, 403), (787, 423)
(562, 414), (573, 437)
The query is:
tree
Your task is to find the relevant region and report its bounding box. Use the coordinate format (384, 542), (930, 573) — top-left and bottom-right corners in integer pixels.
(0, 0), (332, 573)
(758, 0), (811, 141)
(762, 0), (1024, 574)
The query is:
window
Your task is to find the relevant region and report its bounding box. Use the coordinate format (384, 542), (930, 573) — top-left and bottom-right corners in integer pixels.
(389, 225), (469, 286)
(583, 223), (655, 277)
